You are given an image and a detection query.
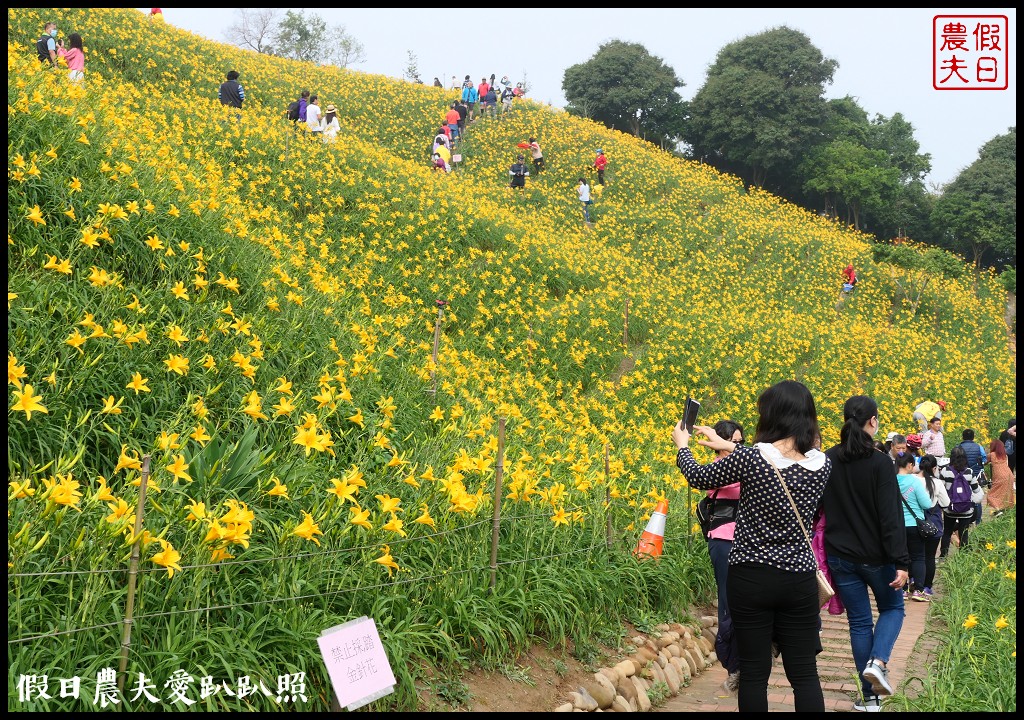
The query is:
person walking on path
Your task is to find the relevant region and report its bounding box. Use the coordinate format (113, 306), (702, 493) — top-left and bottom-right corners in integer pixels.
(594, 148), (608, 185)
(675, 380), (831, 713)
(916, 454), (949, 599)
(939, 445), (984, 557)
(920, 416), (946, 458)
(986, 438), (1014, 516)
(822, 394), (909, 712)
(697, 419), (745, 694)
(895, 451), (935, 602)
(998, 418), (1016, 473)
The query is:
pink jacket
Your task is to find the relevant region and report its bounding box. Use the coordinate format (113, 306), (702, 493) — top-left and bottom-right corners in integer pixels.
(813, 513), (845, 614)
(58, 46), (85, 72)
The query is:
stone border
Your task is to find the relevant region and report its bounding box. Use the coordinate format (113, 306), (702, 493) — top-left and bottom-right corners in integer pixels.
(553, 615), (720, 712)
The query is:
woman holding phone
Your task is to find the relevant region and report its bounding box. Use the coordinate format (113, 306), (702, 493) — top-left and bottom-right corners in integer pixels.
(673, 380), (831, 712)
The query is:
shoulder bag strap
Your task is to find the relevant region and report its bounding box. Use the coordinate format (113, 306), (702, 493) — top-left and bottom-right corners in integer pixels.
(766, 456), (816, 558)
(899, 493), (923, 523)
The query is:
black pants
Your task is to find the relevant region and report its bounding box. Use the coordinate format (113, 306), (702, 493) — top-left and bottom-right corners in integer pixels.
(904, 527), (926, 592)
(940, 515), (972, 556)
(727, 563), (824, 712)
(597, 169), (604, 185)
(533, 157), (544, 172)
(922, 535), (941, 588)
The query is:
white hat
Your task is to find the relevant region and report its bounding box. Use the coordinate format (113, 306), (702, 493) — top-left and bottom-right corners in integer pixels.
(886, 431), (898, 442)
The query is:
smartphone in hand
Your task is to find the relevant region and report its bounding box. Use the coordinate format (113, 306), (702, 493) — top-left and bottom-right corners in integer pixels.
(682, 395), (701, 434)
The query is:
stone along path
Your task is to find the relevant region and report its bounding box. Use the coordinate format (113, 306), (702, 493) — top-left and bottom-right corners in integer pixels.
(658, 596), (936, 712)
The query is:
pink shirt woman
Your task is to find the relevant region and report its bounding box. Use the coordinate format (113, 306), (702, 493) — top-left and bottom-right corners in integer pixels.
(57, 32), (85, 82)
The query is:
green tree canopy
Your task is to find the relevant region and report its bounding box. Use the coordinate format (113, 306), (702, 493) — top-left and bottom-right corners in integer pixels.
(562, 40), (686, 148)
(684, 26), (837, 188)
(801, 139), (901, 231)
(932, 127), (1016, 268)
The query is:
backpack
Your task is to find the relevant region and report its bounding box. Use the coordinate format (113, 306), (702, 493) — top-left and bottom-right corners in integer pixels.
(946, 469), (975, 515)
(287, 100), (301, 121)
(37, 34), (52, 64)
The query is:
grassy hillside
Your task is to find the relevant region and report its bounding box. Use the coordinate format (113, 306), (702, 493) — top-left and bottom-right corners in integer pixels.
(7, 8), (1015, 711)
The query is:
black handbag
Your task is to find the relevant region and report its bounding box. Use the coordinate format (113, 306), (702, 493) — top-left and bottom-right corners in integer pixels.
(696, 490), (738, 538)
(901, 495), (940, 539)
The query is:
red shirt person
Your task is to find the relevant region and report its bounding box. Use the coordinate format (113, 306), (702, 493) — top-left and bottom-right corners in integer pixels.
(842, 264), (857, 287)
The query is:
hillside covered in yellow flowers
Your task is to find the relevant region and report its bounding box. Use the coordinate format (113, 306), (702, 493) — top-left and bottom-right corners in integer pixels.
(7, 7), (1015, 712)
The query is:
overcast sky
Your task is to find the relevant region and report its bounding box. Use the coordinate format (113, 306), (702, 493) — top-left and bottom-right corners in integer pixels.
(153, 7), (1016, 189)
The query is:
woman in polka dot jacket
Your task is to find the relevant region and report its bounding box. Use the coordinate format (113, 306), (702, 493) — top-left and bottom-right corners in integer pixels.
(674, 380), (831, 713)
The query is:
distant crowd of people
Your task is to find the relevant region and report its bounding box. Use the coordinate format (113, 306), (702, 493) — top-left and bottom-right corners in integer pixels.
(673, 382), (1015, 713)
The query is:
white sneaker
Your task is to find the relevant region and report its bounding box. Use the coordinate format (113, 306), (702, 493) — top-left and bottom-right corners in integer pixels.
(853, 694), (882, 712)
(862, 659), (893, 696)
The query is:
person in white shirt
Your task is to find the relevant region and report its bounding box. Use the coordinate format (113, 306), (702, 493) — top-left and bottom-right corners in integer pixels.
(321, 103), (340, 143)
(577, 178), (592, 223)
(305, 95), (322, 138)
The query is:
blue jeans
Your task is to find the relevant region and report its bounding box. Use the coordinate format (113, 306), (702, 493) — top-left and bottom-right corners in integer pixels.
(827, 554), (905, 697)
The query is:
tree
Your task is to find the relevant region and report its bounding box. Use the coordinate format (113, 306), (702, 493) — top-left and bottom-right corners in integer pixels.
(931, 128), (1016, 268)
(271, 10), (365, 68)
(224, 9), (281, 55)
(562, 40), (686, 147)
(801, 140), (901, 231)
(685, 27), (837, 188)
(403, 50), (422, 83)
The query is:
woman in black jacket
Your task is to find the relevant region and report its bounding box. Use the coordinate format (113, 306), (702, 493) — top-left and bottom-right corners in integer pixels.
(822, 395), (909, 711)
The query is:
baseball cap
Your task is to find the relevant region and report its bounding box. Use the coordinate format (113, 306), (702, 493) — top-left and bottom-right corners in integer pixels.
(937, 400), (947, 410)
(886, 431), (898, 442)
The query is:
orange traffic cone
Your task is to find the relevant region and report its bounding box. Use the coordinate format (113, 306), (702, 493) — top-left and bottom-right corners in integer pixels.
(634, 500), (668, 558)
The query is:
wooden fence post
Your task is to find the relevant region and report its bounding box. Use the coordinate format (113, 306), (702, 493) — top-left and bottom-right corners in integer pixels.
(605, 444), (613, 549)
(118, 454), (151, 692)
(489, 417), (506, 593)
(429, 302), (445, 396)
(623, 297), (629, 348)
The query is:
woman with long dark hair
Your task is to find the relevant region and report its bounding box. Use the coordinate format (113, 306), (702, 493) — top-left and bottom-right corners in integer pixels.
(986, 438), (1014, 516)
(917, 454), (949, 598)
(700, 419), (745, 693)
(822, 395), (909, 712)
(674, 380), (830, 712)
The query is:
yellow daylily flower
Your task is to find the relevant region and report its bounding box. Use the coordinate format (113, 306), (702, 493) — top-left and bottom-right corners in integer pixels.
(151, 539), (182, 578)
(293, 511), (323, 546)
(374, 545), (399, 576)
(126, 372), (151, 393)
(166, 454), (191, 483)
(11, 384), (48, 420)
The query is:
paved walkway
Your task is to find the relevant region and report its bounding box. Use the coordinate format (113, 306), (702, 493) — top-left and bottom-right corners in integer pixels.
(660, 592), (937, 712)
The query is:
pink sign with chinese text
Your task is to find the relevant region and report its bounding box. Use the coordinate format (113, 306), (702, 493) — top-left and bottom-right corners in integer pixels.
(318, 616), (396, 710)
(934, 15), (1009, 90)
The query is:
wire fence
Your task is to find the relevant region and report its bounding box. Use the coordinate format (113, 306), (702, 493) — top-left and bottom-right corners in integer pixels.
(7, 509), (578, 578)
(8, 535), (612, 645)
